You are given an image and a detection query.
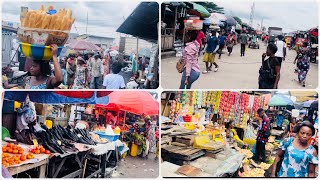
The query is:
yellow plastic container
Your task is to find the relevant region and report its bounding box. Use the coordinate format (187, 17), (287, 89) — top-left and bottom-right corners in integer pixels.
(130, 143), (138, 157)
(113, 126), (121, 135)
(45, 120), (53, 129)
(14, 101), (21, 110)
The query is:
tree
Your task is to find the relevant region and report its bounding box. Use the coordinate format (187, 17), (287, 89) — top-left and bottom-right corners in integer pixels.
(196, 2), (224, 14)
(233, 16), (242, 25)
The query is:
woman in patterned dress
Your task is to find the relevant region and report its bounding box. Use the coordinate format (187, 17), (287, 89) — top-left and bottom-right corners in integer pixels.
(271, 121), (317, 177)
(294, 42), (310, 87)
(72, 57), (88, 89)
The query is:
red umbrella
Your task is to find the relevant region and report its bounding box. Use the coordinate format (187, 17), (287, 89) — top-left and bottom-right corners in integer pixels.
(66, 39), (102, 51)
(96, 91), (159, 115)
(55, 91), (112, 98)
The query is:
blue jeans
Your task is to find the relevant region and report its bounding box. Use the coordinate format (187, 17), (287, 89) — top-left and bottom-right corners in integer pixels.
(90, 76), (102, 89)
(179, 69), (200, 89)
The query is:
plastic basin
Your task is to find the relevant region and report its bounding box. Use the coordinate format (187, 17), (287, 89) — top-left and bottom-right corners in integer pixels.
(94, 131), (119, 142)
(20, 42), (63, 60)
(2, 127), (10, 141)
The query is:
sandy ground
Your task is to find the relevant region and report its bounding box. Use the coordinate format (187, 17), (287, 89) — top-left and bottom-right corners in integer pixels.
(161, 44), (318, 89)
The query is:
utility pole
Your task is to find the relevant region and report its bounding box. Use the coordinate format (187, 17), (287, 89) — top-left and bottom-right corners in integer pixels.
(249, 2), (255, 27)
(86, 11), (88, 36)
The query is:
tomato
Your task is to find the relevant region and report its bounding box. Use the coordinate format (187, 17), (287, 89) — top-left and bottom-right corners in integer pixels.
(45, 150), (50, 154)
(20, 155), (27, 161)
(2, 146), (7, 152)
(13, 149), (19, 154)
(30, 149), (36, 153)
(40, 148), (45, 153)
(7, 148), (13, 153)
(18, 149), (24, 154)
(35, 150), (40, 154)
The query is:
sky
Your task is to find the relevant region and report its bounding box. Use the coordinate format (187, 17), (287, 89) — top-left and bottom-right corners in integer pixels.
(215, 0), (318, 33)
(2, 1), (141, 45)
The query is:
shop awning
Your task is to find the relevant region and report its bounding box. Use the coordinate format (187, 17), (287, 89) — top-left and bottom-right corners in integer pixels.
(4, 91), (111, 104)
(268, 95), (294, 106)
(116, 2), (158, 42)
(96, 91), (158, 115)
(186, 2), (210, 18)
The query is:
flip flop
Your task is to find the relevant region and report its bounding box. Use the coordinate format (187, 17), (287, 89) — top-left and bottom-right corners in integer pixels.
(202, 71), (209, 74)
(214, 68), (219, 72)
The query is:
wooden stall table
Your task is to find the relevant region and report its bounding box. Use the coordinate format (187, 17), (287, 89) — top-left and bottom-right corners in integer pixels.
(8, 158), (49, 178)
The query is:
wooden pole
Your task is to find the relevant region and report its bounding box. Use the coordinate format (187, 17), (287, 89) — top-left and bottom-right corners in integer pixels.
(173, 6), (178, 44)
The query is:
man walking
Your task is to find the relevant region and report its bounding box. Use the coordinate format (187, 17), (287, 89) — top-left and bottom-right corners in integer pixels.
(88, 54), (104, 89)
(203, 30), (219, 73)
(253, 108), (270, 163)
(275, 35), (286, 67)
(239, 31), (248, 56)
(218, 32), (226, 59)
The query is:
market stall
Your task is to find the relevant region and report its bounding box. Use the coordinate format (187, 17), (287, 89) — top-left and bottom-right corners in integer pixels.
(161, 91), (318, 177)
(2, 91), (130, 178)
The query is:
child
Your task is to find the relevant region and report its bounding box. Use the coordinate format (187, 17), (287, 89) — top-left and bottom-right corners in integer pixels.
(102, 62), (125, 89)
(288, 117), (297, 137)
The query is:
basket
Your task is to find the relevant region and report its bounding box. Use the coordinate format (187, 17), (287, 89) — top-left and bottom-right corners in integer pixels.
(17, 27), (69, 46)
(20, 42), (63, 60)
(183, 115), (192, 122)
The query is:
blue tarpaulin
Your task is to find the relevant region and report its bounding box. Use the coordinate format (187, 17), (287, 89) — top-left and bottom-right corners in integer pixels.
(4, 91), (109, 105)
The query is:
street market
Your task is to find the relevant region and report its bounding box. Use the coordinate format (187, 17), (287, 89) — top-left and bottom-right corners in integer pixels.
(161, 91), (318, 177)
(2, 2), (159, 89)
(161, 1), (318, 89)
(2, 91), (159, 178)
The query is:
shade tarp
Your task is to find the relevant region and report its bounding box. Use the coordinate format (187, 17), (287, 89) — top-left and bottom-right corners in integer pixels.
(268, 95), (294, 106)
(4, 91), (111, 104)
(96, 91), (158, 115)
(116, 2), (158, 42)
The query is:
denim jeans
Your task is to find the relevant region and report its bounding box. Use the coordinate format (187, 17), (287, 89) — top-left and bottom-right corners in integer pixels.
(179, 69), (200, 89)
(90, 76), (102, 89)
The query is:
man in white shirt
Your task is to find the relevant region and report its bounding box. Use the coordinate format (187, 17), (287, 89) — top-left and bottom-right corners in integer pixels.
(274, 35), (286, 67)
(103, 62), (125, 89)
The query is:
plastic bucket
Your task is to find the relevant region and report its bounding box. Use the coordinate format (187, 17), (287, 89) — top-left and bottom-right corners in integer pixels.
(130, 143), (138, 157)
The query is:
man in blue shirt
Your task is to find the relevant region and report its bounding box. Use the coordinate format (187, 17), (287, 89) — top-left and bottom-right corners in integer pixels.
(218, 32), (227, 59)
(203, 30), (219, 73)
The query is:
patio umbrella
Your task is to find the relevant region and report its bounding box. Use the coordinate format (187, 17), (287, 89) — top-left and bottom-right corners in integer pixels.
(66, 39), (102, 51)
(186, 2), (210, 18)
(95, 91), (159, 115)
(268, 95), (294, 106)
(310, 100), (318, 110)
(225, 16), (237, 26)
(303, 100), (316, 108)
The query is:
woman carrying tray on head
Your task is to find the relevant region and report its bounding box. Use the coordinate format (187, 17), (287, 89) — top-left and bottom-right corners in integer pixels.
(23, 44), (63, 89)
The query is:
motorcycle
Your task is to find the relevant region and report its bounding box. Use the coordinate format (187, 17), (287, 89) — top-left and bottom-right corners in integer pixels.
(310, 44), (318, 63)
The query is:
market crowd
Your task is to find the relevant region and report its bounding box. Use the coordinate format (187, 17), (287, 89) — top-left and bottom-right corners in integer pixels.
(2, 48), (154, 90)
(243, 108), (318, 177)
(179, 29), (315, 90)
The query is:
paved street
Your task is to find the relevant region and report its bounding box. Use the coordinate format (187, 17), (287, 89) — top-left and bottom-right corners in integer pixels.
(161, 44), (318, 89)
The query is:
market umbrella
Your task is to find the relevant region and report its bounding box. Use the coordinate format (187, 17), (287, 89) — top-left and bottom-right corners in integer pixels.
(186, 2), (210, 18)
(268, 95), (294, 106)
(310, 100), (318, 110)
(225, 16), (237, 26)
(96, 91), (159, 115)
(294, 102), (304, 110)
(66, 39), (102, 51)
(303, 100), (316, 108)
